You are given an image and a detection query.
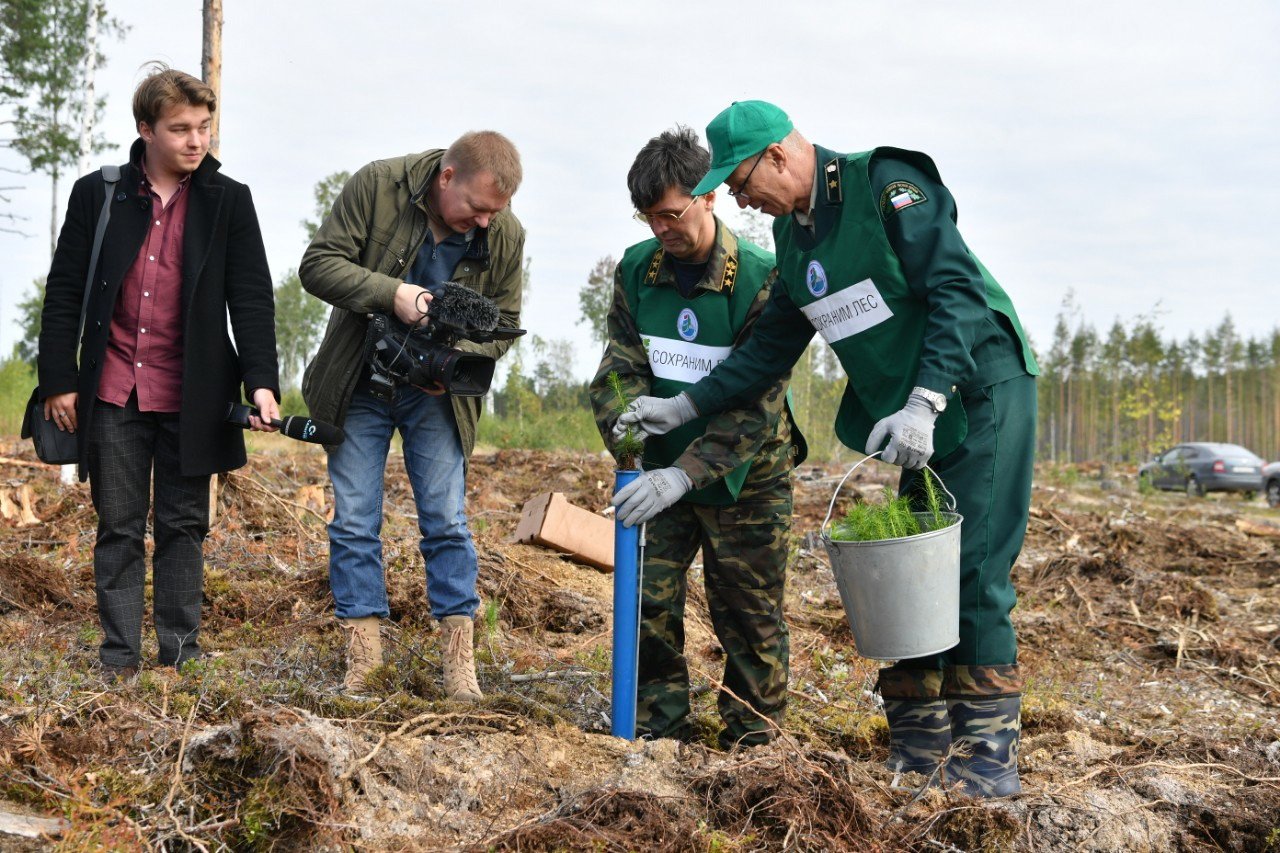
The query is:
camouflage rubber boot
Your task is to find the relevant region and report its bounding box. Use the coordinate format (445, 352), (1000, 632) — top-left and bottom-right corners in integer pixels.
(945, 694), (1022, 797)
(877, 669), (950, 776)
(340, 616), (382, 692)
(440, 615), (483, 702)
(883, 698), (952, 775)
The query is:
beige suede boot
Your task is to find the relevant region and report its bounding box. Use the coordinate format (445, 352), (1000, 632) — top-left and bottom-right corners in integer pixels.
(339, 616), (382, 692)
(440, 615), (483, 702)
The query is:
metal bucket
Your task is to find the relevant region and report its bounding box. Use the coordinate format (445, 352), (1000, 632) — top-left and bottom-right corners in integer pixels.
(820, 455), (962, 660)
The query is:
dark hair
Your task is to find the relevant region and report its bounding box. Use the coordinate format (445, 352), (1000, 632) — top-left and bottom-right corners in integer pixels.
(132, 62), (216, 128)
(626, 125), (710, 210)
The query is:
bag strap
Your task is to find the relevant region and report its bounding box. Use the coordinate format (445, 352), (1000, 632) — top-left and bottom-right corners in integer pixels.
(75, 164), (122, 346)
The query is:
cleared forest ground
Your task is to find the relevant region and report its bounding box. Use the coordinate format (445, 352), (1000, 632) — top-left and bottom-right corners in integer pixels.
(0, 441), (1277, 851)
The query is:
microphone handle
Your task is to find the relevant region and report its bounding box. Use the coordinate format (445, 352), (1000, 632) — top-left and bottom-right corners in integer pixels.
(233, 405), (344, 445)
(239, 406), (281, 428)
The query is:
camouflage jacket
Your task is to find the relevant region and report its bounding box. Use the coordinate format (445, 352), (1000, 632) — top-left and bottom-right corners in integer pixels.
(589, 218), (803, 498)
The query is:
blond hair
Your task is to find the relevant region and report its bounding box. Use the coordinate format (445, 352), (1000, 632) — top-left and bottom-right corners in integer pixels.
(442, 131), (523, 196)
(132, 62), (216, 129)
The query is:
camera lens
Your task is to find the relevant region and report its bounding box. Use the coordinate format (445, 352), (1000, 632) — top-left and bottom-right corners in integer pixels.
(409, 345), (495, 396)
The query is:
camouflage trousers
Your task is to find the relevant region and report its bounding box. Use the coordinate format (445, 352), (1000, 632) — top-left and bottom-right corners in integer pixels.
(637, 475), (792, 749)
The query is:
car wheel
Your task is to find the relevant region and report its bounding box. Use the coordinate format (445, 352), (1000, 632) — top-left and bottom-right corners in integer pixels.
(1268, 480), (1280, 508)
(1186, 476), (1204, 498)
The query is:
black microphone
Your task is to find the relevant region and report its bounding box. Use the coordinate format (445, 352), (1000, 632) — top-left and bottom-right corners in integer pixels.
(427, 281), (500, 332)
(225, 403), (345, 445)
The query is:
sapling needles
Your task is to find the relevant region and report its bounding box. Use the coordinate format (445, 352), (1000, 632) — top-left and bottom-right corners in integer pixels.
(607, 371), (645, 470)
(830, 468), (955, 542)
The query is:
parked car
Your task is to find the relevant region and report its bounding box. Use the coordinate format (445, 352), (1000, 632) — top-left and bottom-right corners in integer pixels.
(1137, 442), (1265, 498)
(1263, 461), (1280, 508)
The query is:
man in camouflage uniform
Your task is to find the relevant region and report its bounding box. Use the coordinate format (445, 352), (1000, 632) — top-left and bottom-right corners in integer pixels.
(590, 127), (805, 748)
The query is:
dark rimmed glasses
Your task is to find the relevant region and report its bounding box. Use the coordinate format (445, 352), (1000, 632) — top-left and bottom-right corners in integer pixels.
(727, 150), (767, 199)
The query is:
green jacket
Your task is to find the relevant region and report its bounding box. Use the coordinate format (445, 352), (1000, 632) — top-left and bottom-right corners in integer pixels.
(300, 149), (525, 458)
(590, 218), (802, 502)
(687, 146), (1036, 457)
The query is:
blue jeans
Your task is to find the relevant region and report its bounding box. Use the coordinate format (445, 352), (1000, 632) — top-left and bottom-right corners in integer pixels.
(327, 384), (479, 620)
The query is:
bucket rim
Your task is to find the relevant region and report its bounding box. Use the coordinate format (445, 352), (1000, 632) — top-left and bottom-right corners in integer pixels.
(820, 453), (959, 537)
(821, 511), (963, 549)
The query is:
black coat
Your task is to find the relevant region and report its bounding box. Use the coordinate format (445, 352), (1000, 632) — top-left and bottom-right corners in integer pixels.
(37, 139), (279, 480)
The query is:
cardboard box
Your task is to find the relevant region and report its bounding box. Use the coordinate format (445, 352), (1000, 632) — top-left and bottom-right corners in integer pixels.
(511, 492), (614, 572)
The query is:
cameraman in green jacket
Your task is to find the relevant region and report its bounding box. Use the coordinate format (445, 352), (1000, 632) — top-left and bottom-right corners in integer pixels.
(301, 132), (526, 700)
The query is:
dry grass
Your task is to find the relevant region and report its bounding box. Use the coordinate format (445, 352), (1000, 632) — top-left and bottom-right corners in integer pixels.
(0, 442), (1277, 850)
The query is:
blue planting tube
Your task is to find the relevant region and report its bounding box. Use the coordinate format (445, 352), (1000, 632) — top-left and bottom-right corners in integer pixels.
(611, 468), (642, 740)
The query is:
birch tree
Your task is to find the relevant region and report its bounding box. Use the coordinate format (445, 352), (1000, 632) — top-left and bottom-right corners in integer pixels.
(578, 255), (616, 348)
(201, 0), (222, 157)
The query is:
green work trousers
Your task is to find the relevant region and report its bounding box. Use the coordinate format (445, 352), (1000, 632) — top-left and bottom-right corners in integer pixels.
(885, 374), (1036, 696)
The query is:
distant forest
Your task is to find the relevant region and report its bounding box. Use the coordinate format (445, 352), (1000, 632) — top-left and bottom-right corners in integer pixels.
(487, 298), (1280, 466)
(1037, 299), (1278, 465)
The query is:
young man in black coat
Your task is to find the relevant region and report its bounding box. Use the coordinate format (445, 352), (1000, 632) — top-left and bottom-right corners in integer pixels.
(37, 64), (280, 679)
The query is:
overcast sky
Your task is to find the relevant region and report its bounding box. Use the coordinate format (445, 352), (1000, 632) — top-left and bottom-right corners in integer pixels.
(2, 0), (1276, 379)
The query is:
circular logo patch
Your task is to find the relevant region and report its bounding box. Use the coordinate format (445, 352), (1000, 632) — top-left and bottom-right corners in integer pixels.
(806, 261), (828, 297)
(677, 308), (699, 341)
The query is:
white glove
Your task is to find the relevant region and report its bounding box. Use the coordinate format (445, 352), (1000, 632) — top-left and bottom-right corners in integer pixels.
(865, 394), (940, 470)
(612, 467), (693, 527)
(611, 393), (697, 442)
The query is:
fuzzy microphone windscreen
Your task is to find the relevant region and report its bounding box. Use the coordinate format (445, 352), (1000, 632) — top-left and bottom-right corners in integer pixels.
(431, 281), (501, 332)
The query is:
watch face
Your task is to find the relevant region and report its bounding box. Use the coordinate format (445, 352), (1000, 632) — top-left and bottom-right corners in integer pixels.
(915, 388), (945, 412)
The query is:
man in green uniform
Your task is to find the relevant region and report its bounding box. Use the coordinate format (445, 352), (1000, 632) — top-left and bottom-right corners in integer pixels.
(616, 102), (1038, 797)
(591, 127), (804, 749)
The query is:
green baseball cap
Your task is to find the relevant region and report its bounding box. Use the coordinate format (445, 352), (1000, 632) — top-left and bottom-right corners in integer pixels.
(692, 100), (794, 196)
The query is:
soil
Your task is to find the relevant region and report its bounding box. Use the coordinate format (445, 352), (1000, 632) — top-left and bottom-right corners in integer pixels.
(0, 441), (1276, 851)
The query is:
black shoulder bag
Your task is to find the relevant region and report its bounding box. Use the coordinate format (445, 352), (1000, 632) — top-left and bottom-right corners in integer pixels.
(21, 165), (122, 465)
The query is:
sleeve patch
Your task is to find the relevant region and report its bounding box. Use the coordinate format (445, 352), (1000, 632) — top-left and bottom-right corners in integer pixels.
(879, 181), (928, 218)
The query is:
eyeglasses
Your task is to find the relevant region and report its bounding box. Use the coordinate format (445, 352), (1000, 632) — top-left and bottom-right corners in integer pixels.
(633, 195), (699, 226)
(727, 150), (767, 199)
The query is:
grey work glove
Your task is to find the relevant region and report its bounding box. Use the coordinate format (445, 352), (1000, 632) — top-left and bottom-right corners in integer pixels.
(612, 467), (693, 528)
(865, 393), (940, 470)
(612, 392), (697, 442)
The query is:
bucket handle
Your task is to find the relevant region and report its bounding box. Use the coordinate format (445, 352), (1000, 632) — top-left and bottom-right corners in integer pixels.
(820, 453), (959, 537)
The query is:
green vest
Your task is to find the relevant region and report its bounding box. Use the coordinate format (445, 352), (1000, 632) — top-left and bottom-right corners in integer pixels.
(620, 235), (777, 505)
(773, 147), (1038, 458)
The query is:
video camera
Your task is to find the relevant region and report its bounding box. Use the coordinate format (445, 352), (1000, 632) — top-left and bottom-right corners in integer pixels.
(364, 281), (524, 399)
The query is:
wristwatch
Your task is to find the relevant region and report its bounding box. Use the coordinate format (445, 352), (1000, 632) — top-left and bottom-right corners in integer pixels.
(910, 386), (948, 414)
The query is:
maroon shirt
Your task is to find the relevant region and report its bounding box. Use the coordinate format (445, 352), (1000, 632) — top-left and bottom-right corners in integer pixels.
(97, 168), (190, 412)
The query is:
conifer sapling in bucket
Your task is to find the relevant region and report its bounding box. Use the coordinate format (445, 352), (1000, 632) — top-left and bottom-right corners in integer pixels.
(829, 468), (957, 542)
(822, 460), (963, 660)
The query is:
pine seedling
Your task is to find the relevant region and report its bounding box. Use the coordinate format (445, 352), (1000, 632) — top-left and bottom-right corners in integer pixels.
(832, 487), (922, 542)
(607, 371), (645, 470)
(829, 472), (956, 543)
(919, 468), (948, 531)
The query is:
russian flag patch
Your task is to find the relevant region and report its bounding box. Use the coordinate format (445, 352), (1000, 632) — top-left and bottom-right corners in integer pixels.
(879, 180), (928, 218)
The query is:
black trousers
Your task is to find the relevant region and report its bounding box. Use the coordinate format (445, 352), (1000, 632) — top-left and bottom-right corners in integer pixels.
(87, 397), (209, 667)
